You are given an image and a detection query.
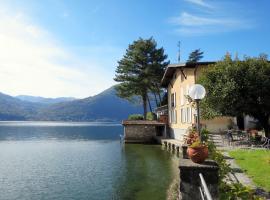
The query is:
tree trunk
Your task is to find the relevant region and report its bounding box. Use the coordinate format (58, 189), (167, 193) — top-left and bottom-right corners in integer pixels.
(158, 91), (162, 103)
(155, 84), (162, 103)
(153, 92), (159, 107)
(236, 114), (244, 130)
(142, 94), (147, 120)
(147, 94), (153, 113)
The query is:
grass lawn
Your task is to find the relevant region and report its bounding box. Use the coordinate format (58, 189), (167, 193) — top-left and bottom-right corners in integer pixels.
(229, 149), (270, 191)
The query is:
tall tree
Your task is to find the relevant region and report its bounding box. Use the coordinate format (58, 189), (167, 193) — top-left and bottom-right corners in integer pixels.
(198, 55), (270, 137)
(187, 49), (204, 63)
(114, 37), (169, 119)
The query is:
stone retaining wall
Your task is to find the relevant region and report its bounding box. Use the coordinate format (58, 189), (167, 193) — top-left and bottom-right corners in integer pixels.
(122, 120), (166, 143)
(179, 158), (219, 200)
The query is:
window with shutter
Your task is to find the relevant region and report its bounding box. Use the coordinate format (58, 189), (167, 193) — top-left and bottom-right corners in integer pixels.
(171, 93), (174, 107)
(174, 92), (176, 107)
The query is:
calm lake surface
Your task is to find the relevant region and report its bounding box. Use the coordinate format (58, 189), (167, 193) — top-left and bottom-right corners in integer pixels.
(0, 121), (179, 200)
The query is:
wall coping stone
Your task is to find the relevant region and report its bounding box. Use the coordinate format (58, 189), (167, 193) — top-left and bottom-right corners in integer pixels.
(122, 120), (166, 126)
(179, 158), (219, 170)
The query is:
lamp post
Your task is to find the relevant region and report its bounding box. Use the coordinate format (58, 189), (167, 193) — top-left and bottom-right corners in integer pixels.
(188, 84), (206, 141)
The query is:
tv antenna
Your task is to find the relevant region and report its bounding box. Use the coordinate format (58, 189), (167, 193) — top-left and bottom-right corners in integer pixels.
(177, 41), (181, 63)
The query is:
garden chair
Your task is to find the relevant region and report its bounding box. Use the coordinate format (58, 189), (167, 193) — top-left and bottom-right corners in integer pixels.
(260, 136), (270, 149)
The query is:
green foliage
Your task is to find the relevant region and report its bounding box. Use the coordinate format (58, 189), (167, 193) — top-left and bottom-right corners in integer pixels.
(187, 49), (204, 63)
(189, 140), (206, 148)
(229, 149), (270, 192)
(114, 37), (169, 119)
(219, 182), (263, 200)
(200, 128), (209, 142)
(146, 112), (157, 120)
(128, 114), (144, 120)
(208, 141), (232, 181)
(198, 55), (270, 136)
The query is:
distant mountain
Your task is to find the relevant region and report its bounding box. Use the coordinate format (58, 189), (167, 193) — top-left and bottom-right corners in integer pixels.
(16, 95), (76, 104)
(0, 92), (45, 120)
(0, 86), (142, 122)
(35, 86), (142, 122)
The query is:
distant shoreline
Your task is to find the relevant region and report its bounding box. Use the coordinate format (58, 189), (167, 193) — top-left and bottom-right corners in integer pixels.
(0, 121), (122, 127)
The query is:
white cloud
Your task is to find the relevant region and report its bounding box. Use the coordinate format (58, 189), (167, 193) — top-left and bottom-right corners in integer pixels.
(170, 1), (254, 36)
(184, 0), (212, 8)
(0, 8), (117, 98)
(171, 12), (243, 27)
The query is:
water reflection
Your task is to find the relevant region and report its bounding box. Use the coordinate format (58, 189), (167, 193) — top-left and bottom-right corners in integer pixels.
(0, 122), (122, 141)
(0, 122), (179, 200)
(114, 144), (179, 200)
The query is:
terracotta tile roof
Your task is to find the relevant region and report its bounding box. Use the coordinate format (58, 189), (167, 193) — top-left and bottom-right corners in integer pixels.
(161, 62), (215, 87)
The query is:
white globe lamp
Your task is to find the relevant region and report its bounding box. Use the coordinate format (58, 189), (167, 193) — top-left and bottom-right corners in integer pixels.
(188, 84), (206, 139)
(189, 84), (206, 100)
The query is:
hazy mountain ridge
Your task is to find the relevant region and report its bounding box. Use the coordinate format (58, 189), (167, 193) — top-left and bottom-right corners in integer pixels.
(0, 86), (142, 121)
(16, 95), (76, 104)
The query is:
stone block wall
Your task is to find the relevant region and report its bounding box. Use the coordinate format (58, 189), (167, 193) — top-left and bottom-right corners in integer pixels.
(179, 158), (219, 200)
(124, 124), (157, 143)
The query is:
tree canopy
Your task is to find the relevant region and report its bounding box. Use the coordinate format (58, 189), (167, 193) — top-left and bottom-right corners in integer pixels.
(198, 55), (270, 137)
(114, 37), (169, 119)
(187, 49), (204, 63)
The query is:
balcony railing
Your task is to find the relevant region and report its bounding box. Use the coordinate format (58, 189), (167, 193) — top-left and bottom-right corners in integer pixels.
(155, 105), (168, 115)
(199, 173), (213, 200)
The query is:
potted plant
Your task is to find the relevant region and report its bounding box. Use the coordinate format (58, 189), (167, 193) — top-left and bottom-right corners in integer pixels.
(185, 129), (208, 164)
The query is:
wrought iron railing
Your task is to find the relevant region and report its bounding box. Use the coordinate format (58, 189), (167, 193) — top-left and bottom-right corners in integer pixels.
(199, 173), (213, 200)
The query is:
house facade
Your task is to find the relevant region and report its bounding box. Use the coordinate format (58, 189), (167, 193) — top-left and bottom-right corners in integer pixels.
(160, 62), (232, 141)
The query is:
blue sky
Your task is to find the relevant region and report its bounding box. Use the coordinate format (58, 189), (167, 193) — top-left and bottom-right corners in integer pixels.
(0, 0), (269, 98)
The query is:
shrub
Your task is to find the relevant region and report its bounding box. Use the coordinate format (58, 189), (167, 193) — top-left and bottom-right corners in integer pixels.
(128, 114), (144, 120)
(201, 128), (210, 142)
(146, 112), (157, 120)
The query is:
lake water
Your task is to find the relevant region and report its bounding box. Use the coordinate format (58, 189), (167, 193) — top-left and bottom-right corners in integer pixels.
(0, 122), (179, 200)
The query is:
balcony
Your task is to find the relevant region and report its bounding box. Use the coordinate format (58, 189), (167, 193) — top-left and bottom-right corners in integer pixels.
(155, 105), (168, 124)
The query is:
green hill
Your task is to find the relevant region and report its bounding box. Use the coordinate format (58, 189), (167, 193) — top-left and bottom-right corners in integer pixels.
(0, 86), (142, 122)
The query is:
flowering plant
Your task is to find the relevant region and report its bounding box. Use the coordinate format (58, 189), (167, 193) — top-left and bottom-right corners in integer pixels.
(185, 129), (200, 145)
(185, 128), (208, 147)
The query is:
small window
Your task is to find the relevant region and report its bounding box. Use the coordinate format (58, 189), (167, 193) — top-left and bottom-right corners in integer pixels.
(181, 108), (186, 123)
(171, 93), (176, 108)
(171, 93), (174, 108)
(187, 107), (192, 123)
(175, 110), (177, 123)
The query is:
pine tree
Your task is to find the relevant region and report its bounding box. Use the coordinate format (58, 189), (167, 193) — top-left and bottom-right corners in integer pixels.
(114, 37), (169, 119)
(187, 49), (204, 63)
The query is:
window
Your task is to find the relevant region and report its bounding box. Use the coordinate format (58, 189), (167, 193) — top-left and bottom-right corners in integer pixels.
(171, 93), (174, 108)
(170, 92), (176, 108)
(181, 108), (186, 123)
(186, 107), (192, 123)
(169, 109), (177, 124)
(174, 110), (177, 123)
(168, 110), (171, 123)
(186, 107), (190, 123)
